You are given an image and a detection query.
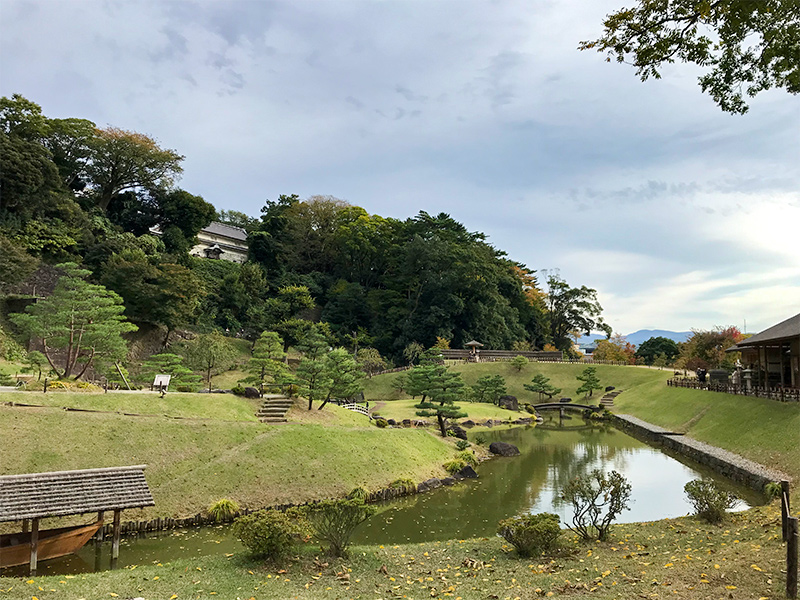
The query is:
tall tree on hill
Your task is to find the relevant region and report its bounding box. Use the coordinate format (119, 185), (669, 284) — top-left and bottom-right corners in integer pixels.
(295, 329), (333, 410)
(9, 263), (137, 379)
(87, 127), (184, 212)
(545, 274), (611, 352)
(524, 374), (561, 401)
(636, 336), (680, 366)
(576, 366), (603, 399)
(318, 348), (364, 410)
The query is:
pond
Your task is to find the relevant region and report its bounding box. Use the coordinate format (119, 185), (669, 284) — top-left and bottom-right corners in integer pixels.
(1, 417), (763, 576)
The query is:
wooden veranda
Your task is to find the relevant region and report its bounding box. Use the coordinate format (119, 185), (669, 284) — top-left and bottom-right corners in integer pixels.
(0, 465), (154, 573)
(727, 312), (800, 391)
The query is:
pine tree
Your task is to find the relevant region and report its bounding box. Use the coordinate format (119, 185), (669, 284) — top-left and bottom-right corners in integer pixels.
(524, 374), (562, 401)
(140, 353), (201, 391)
(318, 348), (364, 410)
(415, 364), (467, 437)
(244, 331), (289, 396)
(471, 374), (507, 404)
(576, 366), (603, 398)
(10, 263), (137, 379)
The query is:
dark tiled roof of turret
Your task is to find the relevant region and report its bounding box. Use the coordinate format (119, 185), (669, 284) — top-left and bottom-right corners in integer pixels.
(727, 313), (800, 351)
(203, 222), (248, 241)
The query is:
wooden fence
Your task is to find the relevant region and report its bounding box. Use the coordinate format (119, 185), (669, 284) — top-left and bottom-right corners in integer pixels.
(781, 480), (798, 599)
(667, 378), (800, 402)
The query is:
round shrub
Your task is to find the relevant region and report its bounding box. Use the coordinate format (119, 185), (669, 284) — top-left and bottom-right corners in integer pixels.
(231, 385), (246, 396)
(306, 499), (376, 557)
(498, 512), (562, 557)
(763, 481), (782, 501)
(232, 508), (310, 560)
(684, 479), (738, 524)
(455, 439), (471, 451)
(374, 418), (389, 428)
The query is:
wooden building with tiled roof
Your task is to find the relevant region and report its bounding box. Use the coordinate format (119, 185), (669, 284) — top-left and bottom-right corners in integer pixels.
(727, 312), (800, 389)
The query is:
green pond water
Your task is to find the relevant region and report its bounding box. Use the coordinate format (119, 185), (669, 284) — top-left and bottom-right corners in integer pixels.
(1, 417), (763, 576)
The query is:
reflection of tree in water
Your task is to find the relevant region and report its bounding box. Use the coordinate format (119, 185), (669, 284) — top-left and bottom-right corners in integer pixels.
(354, 422), (652, 545)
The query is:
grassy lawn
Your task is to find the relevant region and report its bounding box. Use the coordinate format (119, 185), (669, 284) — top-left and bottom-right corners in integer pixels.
(1, 504), (786, 600)
(0, 389), (262, 421)
(372, 398), (525, 423)
(0, 397), (458, 522)
(364, 361), (673, 402)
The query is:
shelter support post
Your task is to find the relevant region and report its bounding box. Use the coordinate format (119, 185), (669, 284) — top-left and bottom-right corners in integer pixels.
(95, 511), (104, 542)
(788, 516), (798, 599)
(29, 518), (39, 574)
(21, 519), (29, 533)
(111, 510), (121, 563)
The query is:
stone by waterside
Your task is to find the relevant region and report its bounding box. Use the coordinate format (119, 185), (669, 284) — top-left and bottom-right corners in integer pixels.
(489, 441), (520, 456)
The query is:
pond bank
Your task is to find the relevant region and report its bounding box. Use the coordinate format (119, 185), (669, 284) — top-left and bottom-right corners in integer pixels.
(611, 413), (789, 491)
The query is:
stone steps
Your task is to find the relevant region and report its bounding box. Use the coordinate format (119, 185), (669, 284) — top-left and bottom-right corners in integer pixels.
(256, 396), (293, 423)
(600, 389), (623, 407)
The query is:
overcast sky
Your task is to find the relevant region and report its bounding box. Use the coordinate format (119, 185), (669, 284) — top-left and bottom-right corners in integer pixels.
(2, 0), (798, 335)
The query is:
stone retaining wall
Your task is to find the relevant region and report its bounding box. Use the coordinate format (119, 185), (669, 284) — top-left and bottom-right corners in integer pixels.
(611, 414), (788, 492)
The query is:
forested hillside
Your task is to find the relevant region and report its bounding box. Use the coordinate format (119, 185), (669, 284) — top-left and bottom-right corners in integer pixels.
(0, 94), (611, 366)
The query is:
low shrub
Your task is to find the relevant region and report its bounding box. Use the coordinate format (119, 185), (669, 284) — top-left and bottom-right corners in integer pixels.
(684, 479), (738, 524)
(456, 450), (478, 467)
(176, 384), (198, 392)
(231, 385), (246, 396)
(374, 418), (389, 428)
(73, 381), (102, 391)
(47, 380), (69, 390)
(347, 486), (370, 501)
(389, 478), (416, 494)
(306, 499), (376, 557)
(474, 433), (488, 446)
(497, 512), (562, 557)
(208, 498), (240, 522)
(232, 508), (310, 560)
(443, 459), (466, 474)
(455, 439), (471, 451)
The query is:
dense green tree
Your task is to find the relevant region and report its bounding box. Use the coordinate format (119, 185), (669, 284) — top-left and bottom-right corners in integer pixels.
(157, 188), (216, 255)
(580, 0), (800, 114)
(524, 373), (562, 401)
(357, 347), (387, 378)
(403, 341), (424, 366)
(636, 336), (680, 365)
(139, 353), (201, 390)
(415, 364), (468, 437)
(182, 331), (238, 391)
(9, 263), (137, 379)
(318, 348), (364, 410)
(471, 374), (507, 404)
(100, 250), (202, 344)
(295, 329), (333, 410)
(217, 209), (259, 232)
(576, 366), (603, 398)
(0, 235), (38, 289)
(545, 274), (611, 351)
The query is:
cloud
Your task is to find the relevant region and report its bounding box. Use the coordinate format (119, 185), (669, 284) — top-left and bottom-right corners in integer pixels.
(2, 0), (797, 335)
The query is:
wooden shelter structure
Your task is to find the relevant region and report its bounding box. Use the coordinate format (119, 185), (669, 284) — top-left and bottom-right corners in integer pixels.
(727, 313), (800, 389)
(464, 340), (484, 360)
(0, 465), (154, 573)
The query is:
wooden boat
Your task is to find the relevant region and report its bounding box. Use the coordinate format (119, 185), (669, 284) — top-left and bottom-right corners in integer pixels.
(0, 521), (102, 568)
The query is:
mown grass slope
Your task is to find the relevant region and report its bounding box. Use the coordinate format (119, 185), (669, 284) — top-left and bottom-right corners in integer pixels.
(0, 396), (456, 520)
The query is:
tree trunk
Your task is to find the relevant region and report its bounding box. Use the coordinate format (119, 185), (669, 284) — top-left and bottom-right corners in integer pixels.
(318, 393), (331, 410)
(437, 414), (447, 437)
(308, 396), (313, 410)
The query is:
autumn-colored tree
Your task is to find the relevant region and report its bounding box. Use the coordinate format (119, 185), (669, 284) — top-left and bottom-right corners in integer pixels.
(676, 327), (745, 370)
(593, 334), (636, 364)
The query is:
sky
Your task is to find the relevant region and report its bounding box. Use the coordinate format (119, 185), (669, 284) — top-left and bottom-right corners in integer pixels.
(2, 0), (798, 335)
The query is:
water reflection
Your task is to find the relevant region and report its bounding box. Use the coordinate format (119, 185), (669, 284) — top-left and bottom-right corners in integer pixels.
(354, 416), (761, 545)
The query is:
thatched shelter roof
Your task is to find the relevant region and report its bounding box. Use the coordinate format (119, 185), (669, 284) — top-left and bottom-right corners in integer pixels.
(0, 465), (154, 522)
(464, 340), (484, 347)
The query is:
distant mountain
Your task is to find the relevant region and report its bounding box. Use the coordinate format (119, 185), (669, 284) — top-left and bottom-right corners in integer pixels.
(578, 329), (691, 347)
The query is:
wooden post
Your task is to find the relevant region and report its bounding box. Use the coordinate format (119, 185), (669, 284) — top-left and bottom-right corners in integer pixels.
(95, 511), (105, 542)
(43, 378), (48, 393)
(111, 509), (121, 563)
(788, 516), (798, 599)
(783, 481), (792, 542)
(21, 519), (29, 533)
(29, 518), (39, 574)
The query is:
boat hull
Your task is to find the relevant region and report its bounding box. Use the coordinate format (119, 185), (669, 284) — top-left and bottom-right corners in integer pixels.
(0, 521), (102, 568)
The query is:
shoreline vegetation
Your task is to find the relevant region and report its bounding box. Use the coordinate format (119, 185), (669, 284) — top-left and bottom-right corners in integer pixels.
(1, 362), (798, 598)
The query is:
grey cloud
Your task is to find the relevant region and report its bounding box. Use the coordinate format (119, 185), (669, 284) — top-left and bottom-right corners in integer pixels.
(150, 28), (188, 62)
(395, 85), (428, 103)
